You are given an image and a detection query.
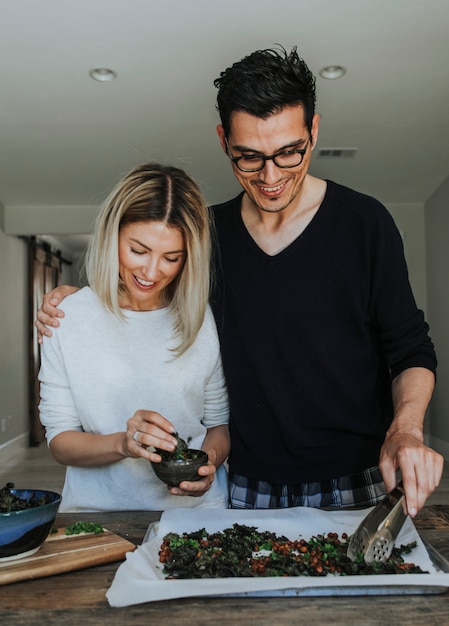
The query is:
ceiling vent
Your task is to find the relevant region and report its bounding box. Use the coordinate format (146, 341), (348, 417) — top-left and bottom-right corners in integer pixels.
(317, 148), (358, 158)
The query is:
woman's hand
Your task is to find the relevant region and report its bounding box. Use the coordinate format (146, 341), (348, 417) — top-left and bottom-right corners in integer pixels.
(126, 411), (216, 497)
(169, 424), (230, 498)
(35, 285), (79, 343)
(128, 411), (215, 497)
(129, 419), (230, 499)
(168, 460), (217, 498)
(126, 409), (178, 461)
(48, 410), (178, 468)
(50, 414), (228, 501)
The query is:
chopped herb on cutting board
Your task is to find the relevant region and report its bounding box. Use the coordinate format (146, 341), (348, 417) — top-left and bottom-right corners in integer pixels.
(65, 522), (104, 535)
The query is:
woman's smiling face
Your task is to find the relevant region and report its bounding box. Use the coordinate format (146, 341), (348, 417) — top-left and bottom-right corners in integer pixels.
(118, 220), (186, 311)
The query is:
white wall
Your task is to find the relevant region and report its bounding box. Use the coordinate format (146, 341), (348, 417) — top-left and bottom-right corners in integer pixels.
(0, 229), (28, 458)
(4, 205), (98, 236)
(387, 203), (427, 313)
(386, 202), (433, 440)
(425, 174), (449, 458)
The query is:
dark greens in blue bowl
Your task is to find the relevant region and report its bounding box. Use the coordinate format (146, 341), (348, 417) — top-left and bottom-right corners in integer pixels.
(0, 483), (62, 561)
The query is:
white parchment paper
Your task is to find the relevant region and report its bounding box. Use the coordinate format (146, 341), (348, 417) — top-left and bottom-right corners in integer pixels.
(106, 507), (449, 606)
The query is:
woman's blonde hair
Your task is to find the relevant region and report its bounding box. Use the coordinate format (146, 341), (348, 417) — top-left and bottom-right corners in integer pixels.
(85, 163), (211, 356)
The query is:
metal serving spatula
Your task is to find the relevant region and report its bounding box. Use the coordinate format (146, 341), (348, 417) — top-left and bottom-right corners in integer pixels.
(347, 481), (407, 564)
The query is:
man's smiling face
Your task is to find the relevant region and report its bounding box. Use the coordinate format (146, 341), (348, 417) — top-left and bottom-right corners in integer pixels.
(217, 105), (319, 215)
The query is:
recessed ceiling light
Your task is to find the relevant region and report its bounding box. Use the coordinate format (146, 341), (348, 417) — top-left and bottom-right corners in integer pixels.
(319, 65), (346, 80)
(89, 68), (117, 82)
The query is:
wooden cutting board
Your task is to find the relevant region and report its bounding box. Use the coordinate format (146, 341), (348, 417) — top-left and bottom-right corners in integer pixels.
(0, 527), (136, 585)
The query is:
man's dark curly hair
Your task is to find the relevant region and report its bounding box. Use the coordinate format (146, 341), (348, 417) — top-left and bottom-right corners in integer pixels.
(214, 46), (316, 138)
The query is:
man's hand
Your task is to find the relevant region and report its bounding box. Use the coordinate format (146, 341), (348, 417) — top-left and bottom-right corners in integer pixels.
(379, 367), (444, 517)
(35, 285), (79, 343)
(379, 427), (443, 517)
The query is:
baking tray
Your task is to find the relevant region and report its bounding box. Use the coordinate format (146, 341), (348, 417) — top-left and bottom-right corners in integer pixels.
(106, 507), (449, 606)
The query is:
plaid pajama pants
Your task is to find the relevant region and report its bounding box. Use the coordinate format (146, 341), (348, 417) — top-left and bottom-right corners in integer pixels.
(229, 466), (386, 509)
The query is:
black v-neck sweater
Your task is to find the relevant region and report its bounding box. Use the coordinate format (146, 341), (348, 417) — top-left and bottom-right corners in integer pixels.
(211, 181), (436, 484)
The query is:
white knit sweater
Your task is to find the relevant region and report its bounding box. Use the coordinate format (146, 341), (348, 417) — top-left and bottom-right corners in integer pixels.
(39, 287), (229, 511)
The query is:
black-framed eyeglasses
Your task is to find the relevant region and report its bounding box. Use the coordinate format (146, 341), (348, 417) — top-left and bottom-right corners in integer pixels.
(225, 138), (311, 172)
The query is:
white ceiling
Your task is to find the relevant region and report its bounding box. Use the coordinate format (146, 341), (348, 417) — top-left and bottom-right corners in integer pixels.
(1, 0), (448, 253)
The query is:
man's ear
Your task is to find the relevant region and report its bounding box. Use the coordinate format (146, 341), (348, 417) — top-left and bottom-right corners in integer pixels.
(216, 125), (227, 153)
(310, 113), (320, 150)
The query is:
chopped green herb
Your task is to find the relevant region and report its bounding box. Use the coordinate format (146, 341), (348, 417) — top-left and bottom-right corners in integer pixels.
(155, 432), (201, 460)
(65, 521), (104, 535)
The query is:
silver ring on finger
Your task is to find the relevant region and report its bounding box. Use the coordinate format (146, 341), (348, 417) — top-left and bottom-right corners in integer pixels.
(133, 430), (141, 443)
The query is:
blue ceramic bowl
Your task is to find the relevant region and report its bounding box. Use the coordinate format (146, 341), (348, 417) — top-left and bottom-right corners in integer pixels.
(0, 489), (62, 561)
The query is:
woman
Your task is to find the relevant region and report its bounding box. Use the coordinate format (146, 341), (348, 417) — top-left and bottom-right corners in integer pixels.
(38, 163), (230, 512)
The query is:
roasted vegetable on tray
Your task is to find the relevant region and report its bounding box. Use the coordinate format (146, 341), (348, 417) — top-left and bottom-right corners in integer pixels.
(159, 523), (427, 578)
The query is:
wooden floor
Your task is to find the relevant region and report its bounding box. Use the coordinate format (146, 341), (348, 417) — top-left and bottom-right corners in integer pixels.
(1, 443), (449, 505)
(0, 444), (66, 493)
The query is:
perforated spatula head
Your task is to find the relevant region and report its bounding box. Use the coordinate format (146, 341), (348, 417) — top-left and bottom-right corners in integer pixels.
(347, 481), (407, 564)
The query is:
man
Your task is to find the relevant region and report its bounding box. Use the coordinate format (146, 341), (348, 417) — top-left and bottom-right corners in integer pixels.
(37, 46), (443, 515)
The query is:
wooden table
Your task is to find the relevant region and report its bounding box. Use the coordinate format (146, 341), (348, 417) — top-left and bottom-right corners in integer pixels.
(1, 507), (449, 625)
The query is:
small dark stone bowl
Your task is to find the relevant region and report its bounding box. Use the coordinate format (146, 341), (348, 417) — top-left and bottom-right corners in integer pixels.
(0, 489), (62, 561)
(151, 450), (208, 488)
